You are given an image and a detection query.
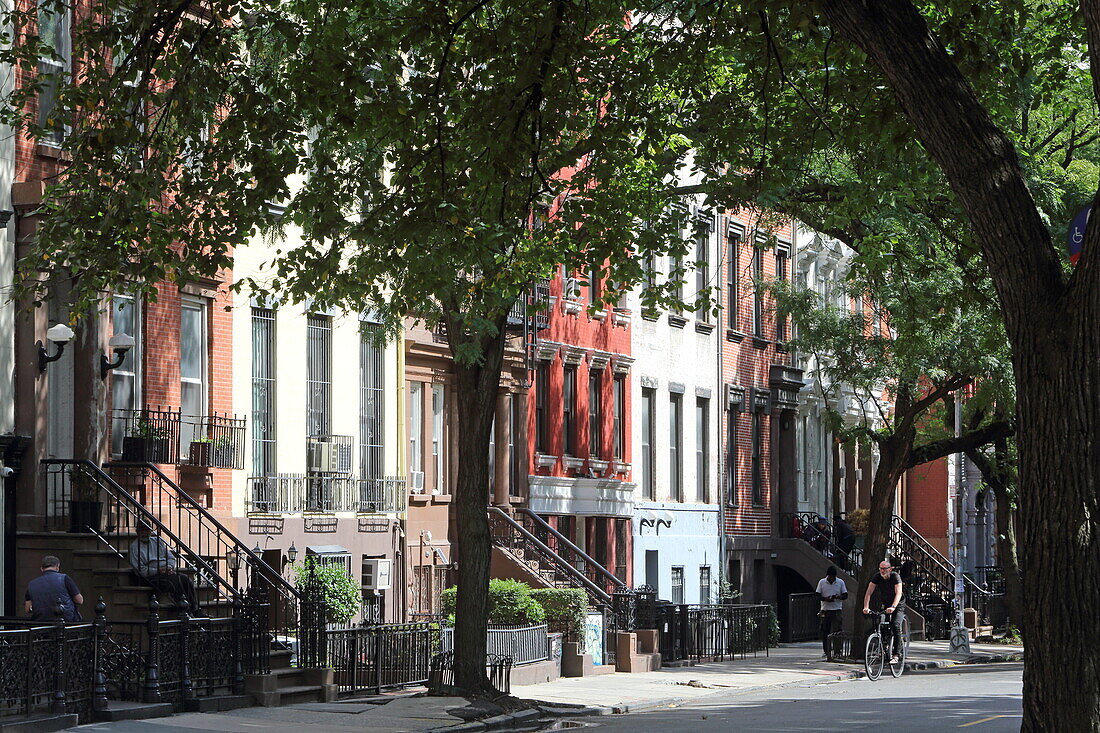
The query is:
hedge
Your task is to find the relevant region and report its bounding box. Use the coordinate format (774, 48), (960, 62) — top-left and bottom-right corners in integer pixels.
(440, 578), (546, 626)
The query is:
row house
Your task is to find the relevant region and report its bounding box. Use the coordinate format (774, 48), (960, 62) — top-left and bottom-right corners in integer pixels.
(629, 191), (721, 606)
(0, 39), (16, 613)
(230, 229), (406, 623)
(521, 265), (635, 585)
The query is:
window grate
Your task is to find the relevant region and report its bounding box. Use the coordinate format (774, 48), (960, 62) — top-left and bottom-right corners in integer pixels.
(252, 307), (277, 477)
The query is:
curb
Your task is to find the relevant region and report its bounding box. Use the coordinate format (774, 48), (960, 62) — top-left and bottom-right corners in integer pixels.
(905, 651), (1023, 672)
(422, 707), (542, 733)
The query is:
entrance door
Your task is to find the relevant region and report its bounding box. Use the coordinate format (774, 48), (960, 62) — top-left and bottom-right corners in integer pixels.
(645, 550), (659, 595)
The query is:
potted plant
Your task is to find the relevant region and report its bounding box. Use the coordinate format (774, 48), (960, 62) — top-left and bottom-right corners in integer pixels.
(121, 418), (170, 463)
(848, 508), (870, 552)
(189, 437), (214, 466)
(69, 468), (103, 533)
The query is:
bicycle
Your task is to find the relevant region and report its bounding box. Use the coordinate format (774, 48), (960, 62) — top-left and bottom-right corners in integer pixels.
(863, 610), (907, 680)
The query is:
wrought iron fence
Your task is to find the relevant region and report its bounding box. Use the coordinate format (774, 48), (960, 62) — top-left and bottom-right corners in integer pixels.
(326, 623), (436, 696)
(181, 413), (247, 470)
(111, 407), (181, 464)
(305, 475), (357, 513)
(785, 593), (821, 643)
(357, 476), (408, 514)
(247, 473), (367, 514)
(428, 651), (513, 695)
(636, 602), (773, 663)
(0, 620), (96, 724)
(247, 474), (307, 515)
(486, 625), (549, 666)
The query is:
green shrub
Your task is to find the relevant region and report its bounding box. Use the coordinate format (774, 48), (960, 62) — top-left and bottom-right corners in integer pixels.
(295, 557), (362, 625)
(530, 587), (588, 636)
(440, 578), (546, 626)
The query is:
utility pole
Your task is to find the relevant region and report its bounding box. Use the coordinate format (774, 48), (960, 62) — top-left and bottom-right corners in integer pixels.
(950, 394), (971, 654)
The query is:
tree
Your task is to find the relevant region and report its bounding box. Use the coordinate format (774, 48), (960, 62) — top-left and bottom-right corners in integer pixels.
(2, 0), (696, 693)
(773, 237), (1014, 638)
(661, 1), (1098, 727)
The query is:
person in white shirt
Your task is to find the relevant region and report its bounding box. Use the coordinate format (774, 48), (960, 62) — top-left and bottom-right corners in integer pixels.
(816, 566), (848, 660)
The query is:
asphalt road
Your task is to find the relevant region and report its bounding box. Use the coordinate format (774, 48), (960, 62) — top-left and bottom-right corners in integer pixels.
(573, 662), (1024, 733)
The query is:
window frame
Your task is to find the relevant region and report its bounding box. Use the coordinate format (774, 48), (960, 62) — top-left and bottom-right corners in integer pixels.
(535, 361), (550, 453)
(696, 397), (709, 503)
(612, 374), (626, 460)
(250, 306), (277, 477)
(360, 322), (385, 482)
(669, 392), (683, 502)
(641, 387), (656, 500)
(110, 293), (143, 458)
(562, 365), (577, 456)
(179, 296), (209, 451)
(671, 565), (685, 605)
(306, 313), (334, 437)
(588, 369), (601, 457)
(751, 411), (764, 506)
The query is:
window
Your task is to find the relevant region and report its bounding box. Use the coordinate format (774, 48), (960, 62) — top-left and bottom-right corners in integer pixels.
(110, 294), (142, 456)
(752, 244), (764, 336)
(563, 266), (580, 300)
(775, 247), (789, 342)
(727, 409), (739, 507)
(251, 307), (276, 477)
(643, 254), (659, 315)
(729, 558), (742, 596)
(615, 519), (628, 581)
(180, 297), (208, 450)
(699, 566), (712, 605)
(589, 266), (601, 305)
(613, 374), (625, 459)
(536, 361), (550, 453)
(695, 223), (710, 321)
(588, 370), (601, 456)
(432, 384), (445, 492)
(509, 395), (524, 496)
(360, 323), (385, 481)
(669, 393), (683, 502)
(594, 518), (609, 569)
(751, 412), (764, 506)
(563, 366), (576, 456)
(306, 314), (333, 437)
(409, 383), (423, 475)
(641, 387), (656, 500)
(696, 397), (709, 503)
(671, 566), (685, 605)
(671, 253), (684, 312)
(727, 226), (742, 332)
(37, 3), (70, 145)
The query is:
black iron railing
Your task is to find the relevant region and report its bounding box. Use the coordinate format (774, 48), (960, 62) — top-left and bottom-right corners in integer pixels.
(636, 602), (773, 663)
(487, 508), (613, 608)
(110, 408), (246, 469)
(357, 476), (407, 514)
(326, 623), (435, 696)
(779, 512), (863, 575)
(517, 509), (629, 599)
(785, 593), (820, 643)
(486, 624), (549, 666)
(428, 651), (513, 695)
(181, 413), (247, 470)
(246, 474), (307, 515)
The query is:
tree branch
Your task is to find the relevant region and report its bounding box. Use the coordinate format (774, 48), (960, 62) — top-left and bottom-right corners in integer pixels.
(906, 419), (1015, 469)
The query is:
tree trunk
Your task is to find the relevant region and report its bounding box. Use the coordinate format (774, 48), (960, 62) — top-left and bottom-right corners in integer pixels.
(447, 320), (507, 694)
(821, 2), (1100, 727)
(856, 437), (908, 625)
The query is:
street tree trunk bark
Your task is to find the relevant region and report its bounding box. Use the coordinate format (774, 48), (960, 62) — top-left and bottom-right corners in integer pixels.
(821, 1), (1100, 727)
(857, 435), (909, 624)
(445, 315), (507, 694)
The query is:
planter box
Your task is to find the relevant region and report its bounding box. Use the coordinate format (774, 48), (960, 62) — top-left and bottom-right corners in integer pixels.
(121, 436), (170, 463)
(189, 442), (214, 466)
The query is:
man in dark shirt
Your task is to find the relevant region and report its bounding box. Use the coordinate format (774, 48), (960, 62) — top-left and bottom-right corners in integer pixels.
(25, 555), (83, 622)
(833, 515), (856, 571)
(863, 560), (904, 661)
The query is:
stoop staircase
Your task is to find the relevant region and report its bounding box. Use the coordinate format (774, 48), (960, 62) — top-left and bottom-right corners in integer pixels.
(21, 460), (334, 713)
(488, 507), (628, 609)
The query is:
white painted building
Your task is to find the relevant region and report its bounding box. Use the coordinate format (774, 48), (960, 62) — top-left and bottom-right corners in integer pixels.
(230, 222), (406, 622)
(0, 29), (16, 612)
(629, 188), (722, 604)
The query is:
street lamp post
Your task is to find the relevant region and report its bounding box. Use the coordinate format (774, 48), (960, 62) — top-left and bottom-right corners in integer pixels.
(950, 395), (971, 654)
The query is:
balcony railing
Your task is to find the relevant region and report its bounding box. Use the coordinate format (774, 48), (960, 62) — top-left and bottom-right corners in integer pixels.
(357, 476), (407, 514)
(307, 435), (355, 474)
(247, 473), (364, 515)
(110, 408), (246, 469)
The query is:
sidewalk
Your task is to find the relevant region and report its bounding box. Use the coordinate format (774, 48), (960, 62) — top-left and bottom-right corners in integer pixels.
(75, 641), (1023, 732)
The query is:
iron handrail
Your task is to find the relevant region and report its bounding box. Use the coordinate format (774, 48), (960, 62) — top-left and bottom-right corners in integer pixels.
(516, 507), (628, 592)
(45, 459), (239, 603)
(105, 461), (301, 603)
(889, 515), (989, 597)
(488, 507), (611, 605)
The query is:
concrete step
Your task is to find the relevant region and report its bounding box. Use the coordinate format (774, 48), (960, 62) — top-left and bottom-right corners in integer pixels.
(275, 684), (328, 706)
(183, 694), (252, 713)
(93, 700), (175, 722)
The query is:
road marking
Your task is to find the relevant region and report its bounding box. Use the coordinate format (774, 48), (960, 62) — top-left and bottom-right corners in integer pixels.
(960, 715), (1010, 727)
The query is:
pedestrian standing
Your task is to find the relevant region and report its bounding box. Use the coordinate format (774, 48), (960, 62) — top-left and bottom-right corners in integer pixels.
(25, 555), (83, 621)
(816, 565), (847, 660)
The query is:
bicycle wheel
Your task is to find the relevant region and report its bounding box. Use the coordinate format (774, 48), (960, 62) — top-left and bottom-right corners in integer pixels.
(864, 633), (885, 681)
(901, 615), (911, 656)
(889, 627), (907, 678)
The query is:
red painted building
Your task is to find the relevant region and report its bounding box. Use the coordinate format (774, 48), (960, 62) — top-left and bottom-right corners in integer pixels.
(521, 266), (636, 584)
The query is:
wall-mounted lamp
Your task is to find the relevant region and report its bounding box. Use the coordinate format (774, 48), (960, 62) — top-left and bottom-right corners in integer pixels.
(286, 542), (298, 564)
(252, 542), (263, 557)
(100, 332), (136, 378)
(227, 547), (243, 572)
(38, 323), (75, 372)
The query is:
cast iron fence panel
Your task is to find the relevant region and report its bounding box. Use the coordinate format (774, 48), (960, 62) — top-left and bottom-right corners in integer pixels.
(785, 593), (821, 643)
(188, 618), (237, 697)
(428, 651), (513, 695)
(327, 623), (435, 696)
(0, 621), (96, 723)
(486, 625), (549, 666)
(638, 604), (772, 663)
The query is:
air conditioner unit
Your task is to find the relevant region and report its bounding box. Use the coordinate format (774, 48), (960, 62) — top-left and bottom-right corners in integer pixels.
(409, 471), (425, 493)
(362, 558), (392, 590)
(308, 443), (340, 473)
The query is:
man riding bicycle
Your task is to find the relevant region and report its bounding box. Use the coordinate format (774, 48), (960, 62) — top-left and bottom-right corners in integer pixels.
(863, 561), (905, 662)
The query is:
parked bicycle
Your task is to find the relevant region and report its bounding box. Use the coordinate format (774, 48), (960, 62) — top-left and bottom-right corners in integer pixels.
(863, 610), (908, 680)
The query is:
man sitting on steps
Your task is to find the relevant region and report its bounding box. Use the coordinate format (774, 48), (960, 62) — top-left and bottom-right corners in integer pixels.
(128, 522), (203, 616)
